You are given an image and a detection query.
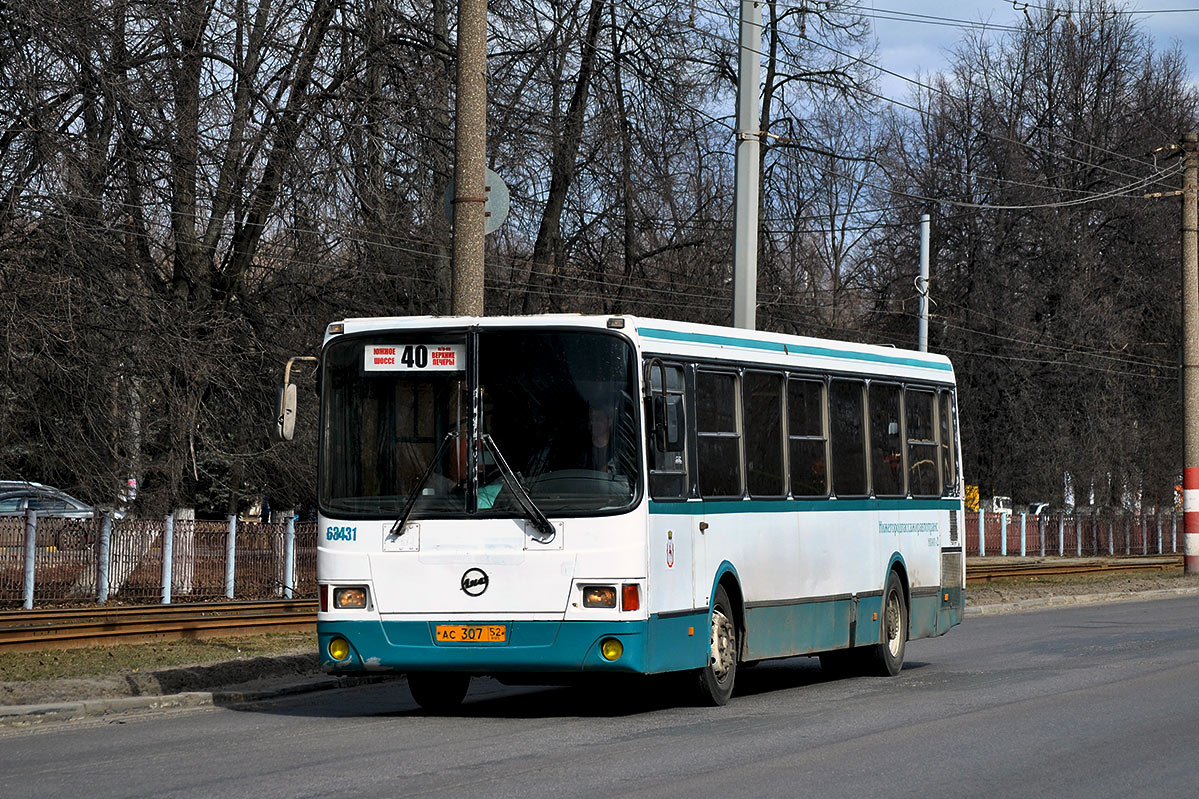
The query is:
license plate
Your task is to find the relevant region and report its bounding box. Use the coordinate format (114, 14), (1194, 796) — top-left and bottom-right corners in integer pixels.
(435, 624), (507, 643)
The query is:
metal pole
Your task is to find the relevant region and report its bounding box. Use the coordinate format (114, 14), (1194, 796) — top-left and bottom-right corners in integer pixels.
(1001, 512), (1008, 556)
(979, 508), (985, 556)
(1019, 512), (1026, 557)
(450, 0), (487, 316)
(22, 510), (37, 610)
(1058, 515), (1065, 557)
(918, 213), (930, 351)
(225, 515), (238, 599)
(1183, 132), (1199, 573)
(97, 512), (112, 603)
(283, 514), (296, 600)
(161, 512), (174, 605)
(732, 0), (761, 330)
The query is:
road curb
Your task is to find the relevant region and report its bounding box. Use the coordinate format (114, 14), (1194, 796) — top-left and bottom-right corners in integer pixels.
(0, 673), (399, 730)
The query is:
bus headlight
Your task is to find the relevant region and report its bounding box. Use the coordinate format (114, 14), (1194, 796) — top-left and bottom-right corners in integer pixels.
(333, 586), (368, 609)
(600, 638), (624, 661)
(582, 585), (617, 608)
(328, 637), (351, 661)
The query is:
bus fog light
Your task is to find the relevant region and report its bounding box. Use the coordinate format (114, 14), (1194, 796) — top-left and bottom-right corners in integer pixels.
(600, 638), (623, 661)
(328, 637), (351, 661)
(333, 586), (368, 609)
(583, 586), (617, 608)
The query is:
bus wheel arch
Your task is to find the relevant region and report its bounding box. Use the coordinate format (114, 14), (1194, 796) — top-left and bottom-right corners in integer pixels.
(886, 556), (911, 642)
(716, 571), (746, 661)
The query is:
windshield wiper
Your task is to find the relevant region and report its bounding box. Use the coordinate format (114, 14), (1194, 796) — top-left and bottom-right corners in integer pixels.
(481, 433), (556, 542)
(388, 432), (455, 539)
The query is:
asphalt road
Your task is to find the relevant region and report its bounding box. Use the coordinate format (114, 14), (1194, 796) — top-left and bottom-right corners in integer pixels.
(2, 596), (1197, 798)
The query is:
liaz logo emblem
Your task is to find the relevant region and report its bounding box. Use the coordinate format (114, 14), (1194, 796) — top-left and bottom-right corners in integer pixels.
(461, 568), (489, 597)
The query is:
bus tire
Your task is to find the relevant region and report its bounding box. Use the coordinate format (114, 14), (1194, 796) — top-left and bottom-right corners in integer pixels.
(696, 584), (738, 706)
(407, 672), (470, 712)
(868, 571), (907, 676)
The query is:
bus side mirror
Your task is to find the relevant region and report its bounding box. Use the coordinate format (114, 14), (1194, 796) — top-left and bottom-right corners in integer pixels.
(275, 355), (318, 441)
(276, 383), (298, 441)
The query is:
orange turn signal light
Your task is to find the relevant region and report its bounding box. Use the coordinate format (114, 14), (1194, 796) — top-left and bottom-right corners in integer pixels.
(621, 584), (640, 611)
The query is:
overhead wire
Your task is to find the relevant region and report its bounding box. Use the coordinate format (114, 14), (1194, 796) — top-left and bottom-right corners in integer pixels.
(684, 0), (1178, 187)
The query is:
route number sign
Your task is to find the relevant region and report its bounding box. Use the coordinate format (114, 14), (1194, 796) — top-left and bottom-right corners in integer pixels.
(365, 344), (465, 372)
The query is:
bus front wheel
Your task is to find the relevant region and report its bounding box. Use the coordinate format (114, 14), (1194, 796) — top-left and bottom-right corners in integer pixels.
(696, 584), (738, 706)
(868, 571), (907, 677)
(407, 672), (470, 712)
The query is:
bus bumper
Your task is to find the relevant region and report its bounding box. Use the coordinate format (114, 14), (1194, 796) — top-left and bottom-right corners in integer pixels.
(319, 618), (660, 675)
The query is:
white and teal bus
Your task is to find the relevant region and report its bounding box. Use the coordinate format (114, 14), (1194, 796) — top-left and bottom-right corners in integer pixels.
(305, 315), (964, 708)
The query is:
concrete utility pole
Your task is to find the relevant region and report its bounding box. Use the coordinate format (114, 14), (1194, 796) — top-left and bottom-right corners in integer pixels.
(732, 0), (761, 330)
(450, 0), (487, 316)
(918, 213), (930, 352)
(1183, 132), (1199, 574)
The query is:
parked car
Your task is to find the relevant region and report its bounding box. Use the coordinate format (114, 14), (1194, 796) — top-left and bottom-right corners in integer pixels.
(0, 481), (95, 519)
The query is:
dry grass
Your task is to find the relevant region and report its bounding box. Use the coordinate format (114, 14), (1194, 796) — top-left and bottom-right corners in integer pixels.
(0, 631), (314, 683)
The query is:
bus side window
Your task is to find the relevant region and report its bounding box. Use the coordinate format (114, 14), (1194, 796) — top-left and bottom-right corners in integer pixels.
(905, 388), (940, 498)
(940, 391), (958, 495)
(868, 382), (904, 498)
(647, 362), (687, 500)
(829, 379), (867, 497)
(697, 369), (742, 498)
(787, 378), (828, 497)
(744, 371), (784, 497)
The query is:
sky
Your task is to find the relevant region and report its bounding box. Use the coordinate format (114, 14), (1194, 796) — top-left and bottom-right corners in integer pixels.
(866, 1), (1199, 101)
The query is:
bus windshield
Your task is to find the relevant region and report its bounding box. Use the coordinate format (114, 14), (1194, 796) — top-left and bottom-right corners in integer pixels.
(320, 328), (641, 518)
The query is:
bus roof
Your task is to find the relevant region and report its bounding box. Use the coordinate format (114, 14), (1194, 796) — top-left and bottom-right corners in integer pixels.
(324, 314), (955, 383)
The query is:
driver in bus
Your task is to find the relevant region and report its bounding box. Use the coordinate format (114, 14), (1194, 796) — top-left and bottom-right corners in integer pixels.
(587, 406), (613, 473)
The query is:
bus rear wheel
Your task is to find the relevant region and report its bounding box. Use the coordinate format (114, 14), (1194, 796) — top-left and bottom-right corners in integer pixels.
(696, 584), (738, 706)
(407, 672), (470, 712)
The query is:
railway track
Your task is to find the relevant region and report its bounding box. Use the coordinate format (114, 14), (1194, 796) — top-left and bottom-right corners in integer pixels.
(0, 556), (1186, 651)
(966, 554), (1183, 581)
(0, 599), (315, 652)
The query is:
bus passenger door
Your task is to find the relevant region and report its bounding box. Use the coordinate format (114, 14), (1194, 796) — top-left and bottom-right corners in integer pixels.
(645, 360), (695, 612)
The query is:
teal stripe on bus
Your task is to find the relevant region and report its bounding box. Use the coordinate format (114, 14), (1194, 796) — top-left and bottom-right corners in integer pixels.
(636, 326), (954, 372)
(648, 498), (961, 514)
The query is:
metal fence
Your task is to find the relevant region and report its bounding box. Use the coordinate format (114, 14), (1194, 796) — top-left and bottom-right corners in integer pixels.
(0, 512), (317, 609)
(2, 507), (1181, 608)
(965, 510), (1180, 558)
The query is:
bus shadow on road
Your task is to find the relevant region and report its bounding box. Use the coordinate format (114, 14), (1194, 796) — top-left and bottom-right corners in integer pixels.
(219, 657), (932, 719)
(731, 657), (931, 699)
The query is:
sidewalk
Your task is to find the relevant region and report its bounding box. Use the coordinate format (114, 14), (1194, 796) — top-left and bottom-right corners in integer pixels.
(4, 584), (1199, 730)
